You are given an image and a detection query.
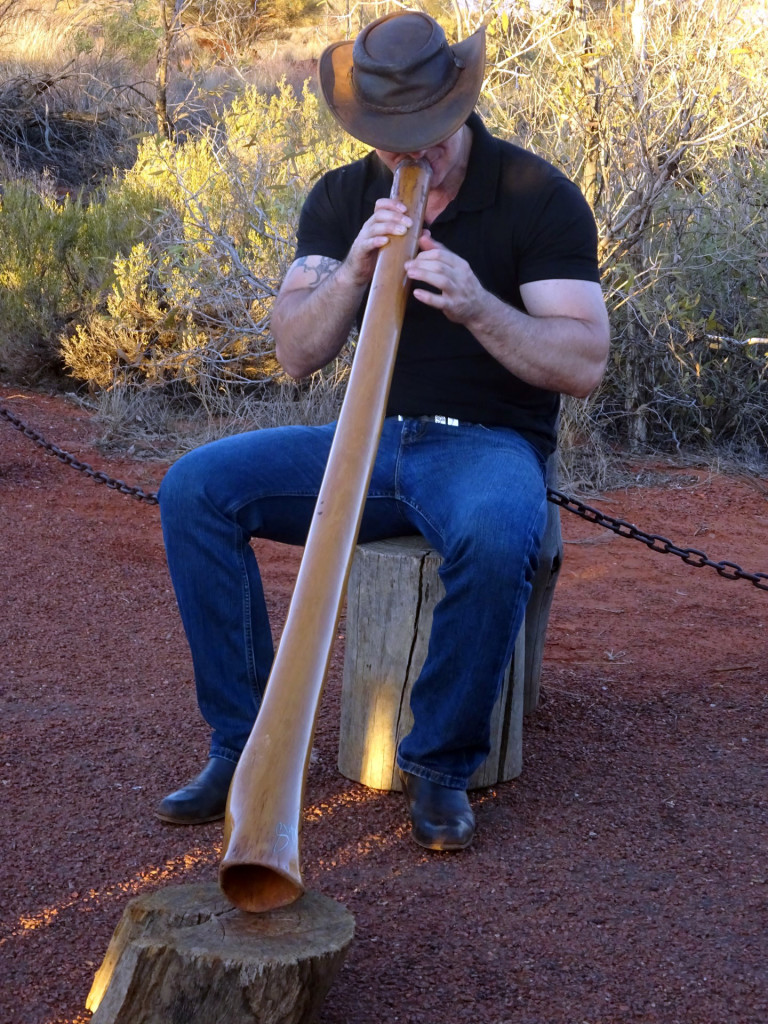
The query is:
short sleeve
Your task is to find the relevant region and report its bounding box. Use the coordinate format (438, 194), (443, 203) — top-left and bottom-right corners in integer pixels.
(294, 157), (377, 264)
(294, 175), (351, 263)
(517, 178), (601, 285)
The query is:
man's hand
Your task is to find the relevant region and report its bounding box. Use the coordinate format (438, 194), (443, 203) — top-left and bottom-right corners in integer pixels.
(404, 230), (485, 323)
(342, 198), (414, 287)
(272, 199), (416, 379)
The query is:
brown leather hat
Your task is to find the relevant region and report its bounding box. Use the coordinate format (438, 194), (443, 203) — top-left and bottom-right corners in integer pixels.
(319, 11), (486, 152)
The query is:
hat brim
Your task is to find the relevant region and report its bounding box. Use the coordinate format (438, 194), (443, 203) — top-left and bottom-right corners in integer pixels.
(319, 27), (486, 152)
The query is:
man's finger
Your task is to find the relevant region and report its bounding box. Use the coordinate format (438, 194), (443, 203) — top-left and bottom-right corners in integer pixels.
(418, 230), (445, 252)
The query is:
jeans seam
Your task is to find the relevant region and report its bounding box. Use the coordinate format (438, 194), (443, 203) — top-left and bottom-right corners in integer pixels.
(396, 444), (547, 788)
(224, 489), (321, 520)
(234, 519), (262, 709)
(208, 744), (241, 763)
(393, 426), (447, 542)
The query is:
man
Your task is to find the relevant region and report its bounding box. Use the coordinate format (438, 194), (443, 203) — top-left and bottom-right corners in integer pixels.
(156, 11), (609, 850)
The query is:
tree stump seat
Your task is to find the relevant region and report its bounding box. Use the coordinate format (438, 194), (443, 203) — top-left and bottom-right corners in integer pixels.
(339, 471), (563, 792)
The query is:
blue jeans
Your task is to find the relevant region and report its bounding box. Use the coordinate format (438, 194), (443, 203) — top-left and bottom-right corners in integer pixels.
(159, 417), (548, 789)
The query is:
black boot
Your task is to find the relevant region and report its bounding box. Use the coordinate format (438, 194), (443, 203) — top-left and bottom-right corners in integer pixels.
(156, 757), (237, 825)
(399, 769), (475, 851)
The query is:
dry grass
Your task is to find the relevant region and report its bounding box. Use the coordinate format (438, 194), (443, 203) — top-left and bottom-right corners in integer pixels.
(0, 1), (329, 183)
(86, 356), (350, 460)
(0, 2), (154, 186)
(0, 1), (97, 64)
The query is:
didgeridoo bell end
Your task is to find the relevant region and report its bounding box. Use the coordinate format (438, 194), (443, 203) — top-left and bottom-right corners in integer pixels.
(219, 861), (303, 914)
(219, 772), (306, 912)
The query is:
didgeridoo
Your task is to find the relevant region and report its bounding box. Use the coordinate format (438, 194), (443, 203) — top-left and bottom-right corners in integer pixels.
(219, 157), (432, 913)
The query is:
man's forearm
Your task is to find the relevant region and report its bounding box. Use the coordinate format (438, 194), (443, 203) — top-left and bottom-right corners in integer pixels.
(405, 239), (610, 398)
(465, 290), (609, 398)
(271, 257), (369, 379)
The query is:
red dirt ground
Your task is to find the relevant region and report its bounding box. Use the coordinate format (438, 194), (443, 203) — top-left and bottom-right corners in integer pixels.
(1, 382), (766, 1024)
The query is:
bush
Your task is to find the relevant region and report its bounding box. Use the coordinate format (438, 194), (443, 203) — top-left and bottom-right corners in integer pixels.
(2, 0), (768, 471)
(183, 0), (323, 48)
(59, 80), (365, 406)
(477, 0), (768, 460)
(0, 175), (155, 379)
(0, 1), (156, 188)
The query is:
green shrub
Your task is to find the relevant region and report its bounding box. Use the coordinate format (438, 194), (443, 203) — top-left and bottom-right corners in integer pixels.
(0, 177), (155, 379)
(60, 81), (365, 399)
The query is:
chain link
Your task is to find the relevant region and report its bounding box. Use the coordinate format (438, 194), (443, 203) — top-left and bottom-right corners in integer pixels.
(2, 402), (767, 591)
(0, 404), (158, 505)
(547, 487), (768, 592)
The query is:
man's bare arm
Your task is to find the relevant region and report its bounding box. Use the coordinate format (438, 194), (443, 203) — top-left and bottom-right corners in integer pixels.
(272, 198), (414, 379)
(465, 278), (609, 397)
(271, 256), (361, 379)
(406, 234), (609, 397)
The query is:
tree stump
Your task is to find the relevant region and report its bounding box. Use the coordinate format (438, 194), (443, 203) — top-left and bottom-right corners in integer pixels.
(86, 883), (355, 1024)
(338, 457), (562, 791)
(338, 537), (525, 791)
(523, 464), (564, 714)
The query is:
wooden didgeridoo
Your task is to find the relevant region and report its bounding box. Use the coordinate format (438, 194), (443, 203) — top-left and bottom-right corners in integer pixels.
(219, 158), (431, 914)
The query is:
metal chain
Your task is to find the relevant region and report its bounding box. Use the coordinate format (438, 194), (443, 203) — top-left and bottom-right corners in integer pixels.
(0, 404), (158, 505)
(2, 402), (767, 591)
(547, 487), (768, 592)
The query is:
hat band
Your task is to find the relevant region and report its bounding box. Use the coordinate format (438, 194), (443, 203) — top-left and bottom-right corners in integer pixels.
(350, 57), (463, 116)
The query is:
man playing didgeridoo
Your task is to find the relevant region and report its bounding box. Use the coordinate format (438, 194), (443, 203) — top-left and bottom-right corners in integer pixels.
(157, 10), (610, 850)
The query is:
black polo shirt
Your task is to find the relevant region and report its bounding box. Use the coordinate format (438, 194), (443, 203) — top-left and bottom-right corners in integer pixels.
(294, 113), (600, 457)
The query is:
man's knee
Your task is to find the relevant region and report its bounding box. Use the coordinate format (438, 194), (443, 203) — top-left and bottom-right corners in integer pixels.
(452, 499), (546, 580)
(158, 442), (233, 529)
(160, 448), (204, 511)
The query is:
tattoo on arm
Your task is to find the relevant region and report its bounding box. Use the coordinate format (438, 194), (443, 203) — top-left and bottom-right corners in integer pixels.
(293, 255), (341, 288)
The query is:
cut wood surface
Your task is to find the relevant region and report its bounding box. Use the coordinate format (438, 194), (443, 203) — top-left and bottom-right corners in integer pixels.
(86, 883), (355, 1024)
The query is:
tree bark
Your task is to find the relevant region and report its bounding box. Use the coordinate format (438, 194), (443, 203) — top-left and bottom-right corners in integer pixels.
(156, 0), (183, 139)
